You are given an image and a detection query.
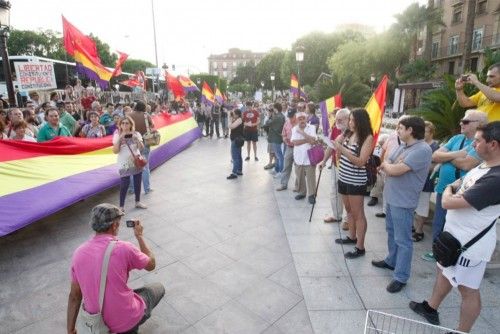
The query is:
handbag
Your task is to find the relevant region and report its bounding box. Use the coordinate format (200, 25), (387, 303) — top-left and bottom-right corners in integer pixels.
(143, 113), (161, 146)
(75, 241), (116, 334)
(126, 139), (147, 169)
(307, 144), (324, 166)
(433, 220), (496, 267)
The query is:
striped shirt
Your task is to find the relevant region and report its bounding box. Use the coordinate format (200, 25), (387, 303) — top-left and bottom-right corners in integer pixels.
(338, 139), (367, 186)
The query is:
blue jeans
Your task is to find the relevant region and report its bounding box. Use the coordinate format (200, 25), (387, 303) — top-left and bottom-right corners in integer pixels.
(385, 204), (414, 283)
(431, 192), (446, 241)
(231, 140), (242, 175)
(130, 145), (151, 193)
(271, 143), (284, 173)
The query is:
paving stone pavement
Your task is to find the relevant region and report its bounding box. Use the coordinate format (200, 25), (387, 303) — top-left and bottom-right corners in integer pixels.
(0, 137), (499, 334)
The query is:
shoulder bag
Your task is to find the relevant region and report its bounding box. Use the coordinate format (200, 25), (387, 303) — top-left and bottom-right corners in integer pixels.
(433, 220), (496, 267)
(126, 138), (147, 169)
(307, 144), (324, 166)
(143, 114), (161, 146)
(75, 240), (116, 334)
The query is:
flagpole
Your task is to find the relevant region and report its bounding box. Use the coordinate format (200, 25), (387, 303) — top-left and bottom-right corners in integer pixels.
(151, 0), (159, 94)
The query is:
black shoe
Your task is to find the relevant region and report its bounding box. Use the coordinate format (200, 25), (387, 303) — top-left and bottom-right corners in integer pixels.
(308, 195), (316, 204)
(367, 197), (378, 206)
(409, 301), (440, 325)
(345, 247), (365, 259)
(386, 280), (406, 293)
(226, 174), (237, 180)
(254, 157), (259, 161)
(335, 236), (357, 244)
(371, 260), (394, 270)
(236, 172), (243, 176)
(245, 157), (250, 161)
(295, 194), (306, 200)
(375, 212), (386, 218)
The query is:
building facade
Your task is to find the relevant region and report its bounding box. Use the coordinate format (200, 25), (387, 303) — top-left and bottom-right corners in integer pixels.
(425, 0), (500, 75)
(207, 48), (266, 80)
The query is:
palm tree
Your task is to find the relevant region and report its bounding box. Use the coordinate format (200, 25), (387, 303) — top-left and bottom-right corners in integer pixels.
(463, 0), (477, 71)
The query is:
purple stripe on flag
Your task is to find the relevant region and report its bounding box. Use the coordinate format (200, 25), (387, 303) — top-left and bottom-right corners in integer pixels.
(319, 101), (329, 136)
(0, 127), (201, 237)
(184, 86), (200, 93)
(76, 63), (109, 89)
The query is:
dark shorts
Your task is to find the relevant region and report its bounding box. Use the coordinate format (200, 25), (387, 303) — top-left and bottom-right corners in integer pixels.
(338, 180), (367, 196)
(244, 131), (259, 142)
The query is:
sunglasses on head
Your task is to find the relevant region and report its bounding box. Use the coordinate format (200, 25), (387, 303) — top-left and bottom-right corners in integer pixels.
(460, 119), (478, 125)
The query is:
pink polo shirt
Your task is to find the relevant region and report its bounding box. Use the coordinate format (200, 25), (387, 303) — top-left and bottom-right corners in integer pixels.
(71, 234), (150, 333)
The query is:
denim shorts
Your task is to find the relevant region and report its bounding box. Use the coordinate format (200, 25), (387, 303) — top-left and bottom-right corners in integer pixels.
(244, 131), (259, 142)
(338, 180), (367, 196)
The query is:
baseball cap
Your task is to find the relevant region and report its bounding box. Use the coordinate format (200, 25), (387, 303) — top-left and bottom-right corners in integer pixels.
(90, 203), (124, 232)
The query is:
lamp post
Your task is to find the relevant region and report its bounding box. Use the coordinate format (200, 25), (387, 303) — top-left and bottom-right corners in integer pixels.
(260, 80), (265, 101)
(0, 0), (15, 107)
(295, 45), (305, 101)
(270, 72), (275, 102)
(370, 74), (376, 92)
(162, 63), (169, 103)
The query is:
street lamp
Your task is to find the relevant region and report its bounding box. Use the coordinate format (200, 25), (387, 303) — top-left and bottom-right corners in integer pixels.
(295, 45), (305, 101)
(260, 80), (265, 101)
(0, 0), (15, 107)
(162, 63), (169, 103)
(370, 74), (376, 92)
(270, 72), (275, 101)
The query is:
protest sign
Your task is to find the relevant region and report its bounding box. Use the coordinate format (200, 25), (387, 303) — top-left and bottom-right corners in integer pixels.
(14, 62), (57, 91)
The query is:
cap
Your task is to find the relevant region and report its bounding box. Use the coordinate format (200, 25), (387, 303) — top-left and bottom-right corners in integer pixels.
(90, 203), (124, 232)
(287, 109), (296, 118)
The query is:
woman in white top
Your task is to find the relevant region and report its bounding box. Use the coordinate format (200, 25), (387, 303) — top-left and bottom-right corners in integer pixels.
(112, 116), (147, 211)
(10, 120), (36, 142)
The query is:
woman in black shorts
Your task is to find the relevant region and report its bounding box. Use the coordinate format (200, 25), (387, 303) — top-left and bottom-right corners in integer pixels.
(333, 109), (374, 259)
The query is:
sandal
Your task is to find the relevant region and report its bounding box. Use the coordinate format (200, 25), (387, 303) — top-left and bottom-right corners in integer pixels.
(412, 232), (424, 242)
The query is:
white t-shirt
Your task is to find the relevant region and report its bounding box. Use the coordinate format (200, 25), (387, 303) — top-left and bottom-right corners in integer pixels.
(444, 164), (500, 261)
(112, 131), (143, 177)
(291, 124), (317, 165)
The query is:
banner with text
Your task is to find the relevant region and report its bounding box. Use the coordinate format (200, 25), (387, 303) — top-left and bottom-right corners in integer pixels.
(14, 61), (57, 91)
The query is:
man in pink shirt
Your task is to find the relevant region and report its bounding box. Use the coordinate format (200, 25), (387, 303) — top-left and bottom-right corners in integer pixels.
(67, 203), (164, 334)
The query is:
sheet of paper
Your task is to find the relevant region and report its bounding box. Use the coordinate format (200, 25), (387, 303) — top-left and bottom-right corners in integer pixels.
(320, 134), (334, 149)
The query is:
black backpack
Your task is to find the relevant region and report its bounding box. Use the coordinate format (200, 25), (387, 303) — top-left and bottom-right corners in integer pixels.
(365, 155), (381, 187)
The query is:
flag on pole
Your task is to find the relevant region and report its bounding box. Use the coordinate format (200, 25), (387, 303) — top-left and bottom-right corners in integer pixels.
(119, 71), (145, 89)
(319, 94), (343, 136)
(62, 16), (125, 89)
(165, 72), (186, 98)
(178, 75), (200, 93)
(111, 51), (128, 77)
(290, 74), (307, 100)
(215, 87), (225, 104)
(364, 75), (388, 145)
(201, 82), (215, 106)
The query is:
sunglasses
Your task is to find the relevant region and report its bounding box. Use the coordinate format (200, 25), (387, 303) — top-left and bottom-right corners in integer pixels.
(460, 119), (478, 125)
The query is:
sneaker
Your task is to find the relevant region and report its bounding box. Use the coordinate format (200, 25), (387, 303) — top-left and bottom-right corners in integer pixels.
(335, 236), (357, 244)
(135, 202), (147, 209)
(308, 195), (316, 204)
(276, 185), (287, 191)
(227, 174), (237, 180)
(295, 194), (306, 200)
(375, 212), (386, 218)
(245, 157), (250, 161)
(371, 260), (395, 270)
(145, 188), (154, 194)
(422, 252), (436, 262)
(254, 157), (259, 161)
(236, 172), (243, 176)
(345, 247), (365, 259)
(367, 197), (378, 206)
(409, 301), (440, 325)
(264, 163), (274, 170)
(386, 280), (406, 293)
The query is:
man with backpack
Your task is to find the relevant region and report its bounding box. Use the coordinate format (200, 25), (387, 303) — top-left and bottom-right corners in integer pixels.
(371, 116), (432, 293)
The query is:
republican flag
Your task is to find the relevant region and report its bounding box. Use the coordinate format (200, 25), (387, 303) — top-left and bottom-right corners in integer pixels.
(290, 74), (307, 100)
(62, 16), (124, 89)
(215, 87), (225, 104)
(319, 94), (343, 136)
(364, 75), (388, 146)
(178, 75), (200, 93)
(165, 72), (186, 98)
(201, 82), (215, 106)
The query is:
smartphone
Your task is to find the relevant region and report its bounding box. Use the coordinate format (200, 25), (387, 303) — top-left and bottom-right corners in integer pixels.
(461, 74), (469, 81)
(126, 220), (135, 228)
(124, 134), (133, 138)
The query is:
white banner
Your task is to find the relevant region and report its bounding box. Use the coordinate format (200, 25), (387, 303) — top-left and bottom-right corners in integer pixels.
(14, 62), (57, 91)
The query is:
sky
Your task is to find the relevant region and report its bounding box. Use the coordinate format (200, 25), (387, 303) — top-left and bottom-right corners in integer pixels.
(10, 0), (425, 75)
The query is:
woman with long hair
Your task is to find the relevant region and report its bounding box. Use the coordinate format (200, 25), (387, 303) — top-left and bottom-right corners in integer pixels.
(112, 116), (147, 211)
(81, 111), (106, 138)
(227, 108), (244, 179)
(333, 108), (374, 259)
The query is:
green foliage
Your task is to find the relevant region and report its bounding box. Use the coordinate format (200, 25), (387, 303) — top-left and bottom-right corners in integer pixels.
(7, 29), (67, 60)
(255, 49), (287, 91)
(122, 59), (155, 74)
(231, 63), (257, 86)
(342, 82), (372, 108)
(398, 59), (437, 82)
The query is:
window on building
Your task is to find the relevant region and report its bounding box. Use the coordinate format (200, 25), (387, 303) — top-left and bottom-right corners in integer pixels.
(432, 41), (439, 59)
(223, 62), (227, 69)
(472, 28), (484, 51)
(476, 0), (487, 15)
(212, 61), (217, 69)
(471, 57), (479, 72)
(448, 35), (459, 55)
(452, 6), (463, 24)
(448, 61), (455, 75)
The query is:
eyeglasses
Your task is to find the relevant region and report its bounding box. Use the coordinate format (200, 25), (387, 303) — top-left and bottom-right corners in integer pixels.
(460, 119), (479, 125)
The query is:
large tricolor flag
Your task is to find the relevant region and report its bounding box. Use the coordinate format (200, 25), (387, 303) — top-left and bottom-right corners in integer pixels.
(0, 113), (202, 236)
(62, 16), (125, 89)
(215, 87), (225, 104)
(178, 75), (200, 93)
(201, 82), (215, 106)
(165, 72), (186, 98)
(364, 75), (388, 145)
(319, 94), (343, 136)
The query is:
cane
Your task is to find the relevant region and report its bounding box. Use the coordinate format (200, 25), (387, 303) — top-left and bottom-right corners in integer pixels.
(308, 166), (323, 222)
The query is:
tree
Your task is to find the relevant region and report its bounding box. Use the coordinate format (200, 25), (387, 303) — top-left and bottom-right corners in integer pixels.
(255, 49), (287, 91)
(122, 59), (155, 74)
(231, 63), (257, 86)
(7, 29), (66, 60)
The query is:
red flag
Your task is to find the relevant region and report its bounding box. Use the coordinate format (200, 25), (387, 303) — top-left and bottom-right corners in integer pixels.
(62, 15), (99, 60)
(112, 51), (128, 77)
(364, 75), (388, 146)
(165, 72), (186, 98)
